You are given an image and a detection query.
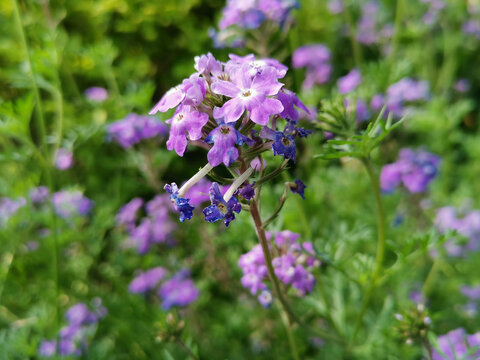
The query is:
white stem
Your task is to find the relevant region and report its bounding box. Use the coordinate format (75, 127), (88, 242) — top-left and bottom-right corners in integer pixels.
(178, 163), (213, 197)
(224, 167), (254, 202)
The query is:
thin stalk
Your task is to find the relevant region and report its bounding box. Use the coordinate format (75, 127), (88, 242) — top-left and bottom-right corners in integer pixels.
(421, 337), (433, 360)
(343, 4), (362, 67)
(387, 0), (405, 83)
(224, 167), (254, 202)
(176, 339), (200, 360)
(178, 164), (213, 197)
(280, 309), (300, 360)
(422, 258), (441, 296)
(12, 0), (48, 153)
(351, 158), (386, 342)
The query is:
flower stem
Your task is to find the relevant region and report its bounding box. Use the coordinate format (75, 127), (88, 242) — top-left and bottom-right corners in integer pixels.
(280, 308), (300, 360)
(178, 164), (213, 197)
(351, 158), (386, 342)
(224, 167), (253, 202)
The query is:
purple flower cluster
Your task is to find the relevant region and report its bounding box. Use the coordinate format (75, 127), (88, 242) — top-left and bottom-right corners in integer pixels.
(54, 148), (74, 170)
(38, 300), (107, 358)
(29, 186), (50, 205)
(434, 206), (480, 256)
(380, 148), (440, 193)
(129, 268), (199, 310)
(212, 0), (298, 47)
(460, 285), (480, 316)
(0, 197), (26, 227)
(292, 44), (332, 90)
(52, 190), (94, 218)
(432, 328), (480, 360)
(117, 195), (176, 254)
(107, 113), (168, 149)
(371, 78), (430, 117)
(150, 52), (310, 224)
(238, 230), (319, 307)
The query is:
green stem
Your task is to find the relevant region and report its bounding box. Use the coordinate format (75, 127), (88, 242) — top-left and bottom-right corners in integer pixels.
(422, 258), (441, 296)
(387, 0), (405, 83)
(280, 309), (300, 360)
(351, 158), (386, 342)
(12, 0), (48, 153)
(343, 4), (362, 67)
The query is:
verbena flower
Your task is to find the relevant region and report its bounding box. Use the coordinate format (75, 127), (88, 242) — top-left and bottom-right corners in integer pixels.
(107, 113), (168, 149)
(213, 0), (298, 47)
(380, 148), (440, 194)
(337, 69), (362, 94)
(238, 230), (319, 305)
(149, 53), (309, 224)
(203, 182), (242, 226)
(292, 44), (332, 89)
(38, 301), (106, 358)
(289, 180), (306, 199)
(29, 186), (50, 205)
(129, 267), (168, 294)
(52, 190), (93, 218)
(55, 148), (74, 170)
(432, 328), (480, 360)
(434, 206), (480, 257)
(158, 271), (200, 310)
(116, 198), (144, 231)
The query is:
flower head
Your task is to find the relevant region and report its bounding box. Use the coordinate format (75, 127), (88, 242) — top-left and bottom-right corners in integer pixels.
(164, 183), (195, 222)
(55, 148), (73, 170)
(203, 182), (241, 226)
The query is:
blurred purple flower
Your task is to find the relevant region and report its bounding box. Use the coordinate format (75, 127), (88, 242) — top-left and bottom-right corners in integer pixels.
(52, 190), (93, 218)
(29, 186), (50, 205)
(55, 148), (73, 170)
(158, 272), (200, 310)
(338, 69), (362, 94)
(85, 87), (108, 102)
(129, 267), (168, 294)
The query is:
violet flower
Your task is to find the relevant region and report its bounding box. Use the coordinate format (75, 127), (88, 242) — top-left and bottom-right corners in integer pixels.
(203, 182), (241, 226)
(55, 148), (73, 170)
(211, 65), (284, 125)
(338, 69), (362, 94)
(85, 87), (108, 102)
(52, 190), (93, 218)
(129, 267), (168, 294)
(158, 272), (200, 310)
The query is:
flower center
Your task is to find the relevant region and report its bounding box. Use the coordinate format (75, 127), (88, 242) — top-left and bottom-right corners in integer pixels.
(174, 114), (184, 123)
(220, 125), (231, 135)
(217, 203), (228, 214)
(281, 137), (291, 146)
(242, 90), (252, 98)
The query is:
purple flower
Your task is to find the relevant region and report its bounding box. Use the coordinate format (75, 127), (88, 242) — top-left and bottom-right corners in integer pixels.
(38, 340), (57, 357)
(205, 121), (253, 167)
(290, 180), (306, 199)
(52, 190), (93, 218)
(455, 79), (471, 93)
(260, 126), (296, 162)
(463, 20), (480, 39)
(385, 78), (430, 116)
(380, 148), (440, 193)
(183, 179), (215, 207)
(277, 90), (309, 123)
(370, 94), (385, 111)
(165, 105), (209, 156)
(55, 148), (73, 170)
(433, 328), (480, 360)
(257, 290), (273, 308)
(239, 184), (255, 200)
(327, 0), (344, 14)
(338, 69), (362, 94)
(85, 87), (108, 102)
(292, 44), (332, 89)
(211, 64), (284, 125)
(292, 44), (331, 68)
(356, 2), (380, 45)
(65, 303), (98, 326)
(274, 230), (300, 247)
(194, 52), (223, 77)
(29, 186), (50, 204)
(149, 75), (207, 114)
(108, 113), (168, 148)
(116, 198), (143, 230)
(0, 197), (26, 226)
(158, 272), (199, 310)
(164, 183), (195, 222)
(203, 182), (242, 226)
(461, 285), (480, 301)
(129, 267), (168, 294)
